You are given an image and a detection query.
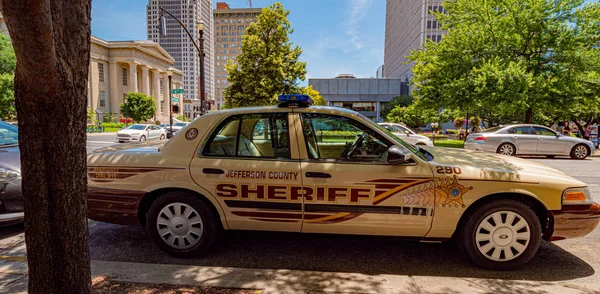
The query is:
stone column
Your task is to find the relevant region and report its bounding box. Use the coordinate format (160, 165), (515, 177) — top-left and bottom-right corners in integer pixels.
(141, 66), (150, 96)
(151, 69), (161, 117)
(108, 61), (120, 117)
(128, 62), (138, 93)
(162, 73), (170, 121)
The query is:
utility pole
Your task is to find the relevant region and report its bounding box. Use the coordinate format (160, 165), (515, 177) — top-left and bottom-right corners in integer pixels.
(198, 22), (206, 115)
(168, 74), (173, 138)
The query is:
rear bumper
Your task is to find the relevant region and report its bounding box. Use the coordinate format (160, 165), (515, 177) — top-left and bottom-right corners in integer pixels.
(548, 202), (600, 241)
(464, 142), (496, 153)
(87, 187), (145, 225)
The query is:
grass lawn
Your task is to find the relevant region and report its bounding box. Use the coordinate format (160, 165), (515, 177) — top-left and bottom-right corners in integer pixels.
(103, 127), (120, 132)
(433, 139), (465, 148)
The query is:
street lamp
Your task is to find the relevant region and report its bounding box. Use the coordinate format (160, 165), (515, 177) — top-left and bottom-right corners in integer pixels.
(167, 69), (173, 138)
(197, 21), (206, 115)
(431, 122), (439, 145)
(124, 98), (129, 127)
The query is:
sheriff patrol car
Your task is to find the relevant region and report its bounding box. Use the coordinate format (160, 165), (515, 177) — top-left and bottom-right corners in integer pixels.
(87, 94), (600, 270)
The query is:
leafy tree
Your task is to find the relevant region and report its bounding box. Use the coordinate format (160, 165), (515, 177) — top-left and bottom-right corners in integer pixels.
(120, 92), (156, 123)
(300, 85), (325, 106)
(0, 74), (15, 120)
(0, 34), (16, 74)
(387, 99), (458, 129)
(1, 0), (93, 292)
(176, 114), (189, 122)
(381, 95), (413, 120)
(223, 2), (307, 108)
(408, 0), (600, 124)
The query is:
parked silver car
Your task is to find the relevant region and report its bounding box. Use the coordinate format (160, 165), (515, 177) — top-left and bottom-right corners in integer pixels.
(378, 123), (434, 146)
(465, 124), (595, 159)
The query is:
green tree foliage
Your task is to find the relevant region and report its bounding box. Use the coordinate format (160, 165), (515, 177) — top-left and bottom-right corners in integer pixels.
(300, 85), (325, 106)
(0, 34), (16, 120)
(120, 92), (156, 123)
(0, 74), (15, 120)
(408, 0), (600, 124)
(223, 2), (307, 108)
(381, 95), (413, 120)
(387, 99), (458, 129)
(176, 114), (189, 122)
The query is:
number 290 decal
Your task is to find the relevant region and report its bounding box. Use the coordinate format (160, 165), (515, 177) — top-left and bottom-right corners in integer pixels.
(436, 166), (462, 174)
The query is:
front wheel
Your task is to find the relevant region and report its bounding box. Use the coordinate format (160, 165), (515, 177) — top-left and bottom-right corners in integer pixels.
(146, 191), (220, 257)
(160, 134), (166, 140)
(456, 199), (541, 270)
(139, 135), (146, 142)
(497, 143), (515, 156)
(570, 144), (589, 160)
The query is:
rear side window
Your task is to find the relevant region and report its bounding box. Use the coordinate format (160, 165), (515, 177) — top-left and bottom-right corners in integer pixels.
(508, 126), (534, 134)
(202, 113), (290, 159)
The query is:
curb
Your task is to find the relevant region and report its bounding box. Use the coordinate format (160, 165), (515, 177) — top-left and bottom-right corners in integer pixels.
(0, 258), (599, 294)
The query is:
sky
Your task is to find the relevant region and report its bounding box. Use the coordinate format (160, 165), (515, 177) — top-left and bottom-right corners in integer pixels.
(91, 0), (386, 83)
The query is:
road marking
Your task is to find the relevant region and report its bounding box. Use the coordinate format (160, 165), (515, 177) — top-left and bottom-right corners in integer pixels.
(87, 141), (117, 144)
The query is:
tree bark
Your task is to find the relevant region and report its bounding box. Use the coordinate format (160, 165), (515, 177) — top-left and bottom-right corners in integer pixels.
(0, 1), (92, 293)
(525, 108), (533, 124)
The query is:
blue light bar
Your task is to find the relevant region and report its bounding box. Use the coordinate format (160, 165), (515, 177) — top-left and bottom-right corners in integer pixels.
(278, 94), (313, 107)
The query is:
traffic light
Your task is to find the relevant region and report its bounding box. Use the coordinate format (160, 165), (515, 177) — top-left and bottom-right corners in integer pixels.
(171, 105), (179, 114)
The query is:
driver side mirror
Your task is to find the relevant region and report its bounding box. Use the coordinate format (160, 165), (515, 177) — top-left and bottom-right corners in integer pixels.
(387, 146), (412, 164)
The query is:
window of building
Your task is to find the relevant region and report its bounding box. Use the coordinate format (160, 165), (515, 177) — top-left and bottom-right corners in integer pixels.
(332, 102), (375, 112)
(98, 63), (105, 83)
(122, 68), (127, 85)
(427, 20), (432, 29)
(99, 91), (106, 107)
(202, 113), (290, 158)
(300, 113), (391, 162)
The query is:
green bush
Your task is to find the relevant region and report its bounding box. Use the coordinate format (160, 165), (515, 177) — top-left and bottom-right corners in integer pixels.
(424, 134), (449, 139)
(434, 139), (465, 148)
(445, 129), (459, 134)
(317, 130), (360, 136)
(101, 122), (126, 129)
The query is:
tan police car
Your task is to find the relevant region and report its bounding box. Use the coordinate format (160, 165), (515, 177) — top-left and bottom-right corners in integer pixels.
(87, 94), (600, 270)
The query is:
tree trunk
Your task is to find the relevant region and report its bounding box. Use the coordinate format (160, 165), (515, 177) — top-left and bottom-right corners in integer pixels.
(525, 108), (533, 124)
(0, 1), (92, 293)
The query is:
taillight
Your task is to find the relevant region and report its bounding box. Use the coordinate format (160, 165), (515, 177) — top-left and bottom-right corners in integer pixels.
(475, 136), (489, 141)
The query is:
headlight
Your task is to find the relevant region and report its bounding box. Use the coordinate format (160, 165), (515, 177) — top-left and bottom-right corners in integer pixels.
(562, 187), (593, 205)
(0, 168), (20, 183)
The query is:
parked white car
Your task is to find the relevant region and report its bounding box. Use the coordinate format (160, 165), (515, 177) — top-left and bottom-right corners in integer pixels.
(378, 123), (434, 146)
(116, 124), (167, 143)
(171, 122), (190, 135)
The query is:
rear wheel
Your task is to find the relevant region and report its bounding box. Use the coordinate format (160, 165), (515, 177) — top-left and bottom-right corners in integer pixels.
(146, 191), (219, 257)
(570, 144), (589, 160)
(456, 199), (541, 270)
(497, 143), (515, 156)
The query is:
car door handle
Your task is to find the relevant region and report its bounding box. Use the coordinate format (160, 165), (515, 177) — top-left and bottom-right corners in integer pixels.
(203, 168), (224, 175)
(305, 172), (331, 178)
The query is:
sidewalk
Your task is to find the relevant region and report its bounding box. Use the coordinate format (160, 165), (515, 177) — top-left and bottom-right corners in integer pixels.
(0, 257), (598, 294)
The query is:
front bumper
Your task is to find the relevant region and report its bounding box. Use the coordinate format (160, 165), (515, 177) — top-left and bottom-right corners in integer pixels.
(548, 202), (600, 241)
(116, 136), (140, 142)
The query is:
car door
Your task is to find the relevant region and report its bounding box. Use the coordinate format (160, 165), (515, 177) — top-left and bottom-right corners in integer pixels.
(189, 112), (303, 232)
(295, 112), (435, 237)
(148, 125), (157, 139)
(534, 126), (567, 155)
(507, 126), (538, 154)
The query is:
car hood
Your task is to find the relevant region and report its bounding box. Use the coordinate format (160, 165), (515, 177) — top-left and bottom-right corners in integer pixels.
(0, 145), (20, 172)
(117, 129), (147, 134)
(423, 147), (584, 186)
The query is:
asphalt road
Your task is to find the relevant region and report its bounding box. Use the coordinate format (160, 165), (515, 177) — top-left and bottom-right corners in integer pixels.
(1, 153), (599, 285)
(86, 133), (120, 153)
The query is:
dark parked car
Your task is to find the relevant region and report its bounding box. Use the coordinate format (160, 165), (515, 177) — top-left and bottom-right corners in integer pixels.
(0, 121), (23, 225)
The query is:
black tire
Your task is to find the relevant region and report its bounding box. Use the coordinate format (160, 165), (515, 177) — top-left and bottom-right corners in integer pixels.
(160, 134), (165, 140)
(496, 143), (516, 156)
(456, 199), (542, 270)
(570, 144), (589, 160)
(546, 155), (555, 159)
(146, 191), (220, 258)
(119, 141), (124, 143)
(140, 135), (146, 142)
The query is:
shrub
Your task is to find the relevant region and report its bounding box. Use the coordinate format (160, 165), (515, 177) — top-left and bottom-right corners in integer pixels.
(101, 122), (126, 128)
(317, 130), (361, 136)
(119, 118), (134, 123)
(445, 129), (459, 134)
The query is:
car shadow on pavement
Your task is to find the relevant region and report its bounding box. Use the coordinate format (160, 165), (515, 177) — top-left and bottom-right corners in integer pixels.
(87, 224), (596, 283)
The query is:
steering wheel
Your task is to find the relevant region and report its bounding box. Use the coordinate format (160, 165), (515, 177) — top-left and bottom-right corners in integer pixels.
(341, 133), (367, 159)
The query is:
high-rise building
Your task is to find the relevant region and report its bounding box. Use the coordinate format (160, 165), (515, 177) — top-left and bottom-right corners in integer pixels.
(376, 65), (384, 78)
(213, 2), (261, 110)
(147, 0), (214, 107)
(383, 0), (445, 81)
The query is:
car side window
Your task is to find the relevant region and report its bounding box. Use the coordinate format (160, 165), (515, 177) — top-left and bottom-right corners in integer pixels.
(203, 113), (290, 159)
(301, 113), (391, 163)
(533, 127), (556, 136)
(510, 126), (534, 134)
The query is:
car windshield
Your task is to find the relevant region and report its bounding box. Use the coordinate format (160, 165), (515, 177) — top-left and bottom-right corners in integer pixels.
(0, 122), (19, 146)
(360, 115), (429, 161)
(174, 122), (187, 127)
(482, 126), (505, 133)
(127, 125), (147, 130)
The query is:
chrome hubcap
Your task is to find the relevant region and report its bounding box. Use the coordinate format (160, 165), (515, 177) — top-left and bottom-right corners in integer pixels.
(575, 146), (587, 158)
(476, 211), (530, 262)
(157, 203), (203, 249)
(499, 145), (514, 156)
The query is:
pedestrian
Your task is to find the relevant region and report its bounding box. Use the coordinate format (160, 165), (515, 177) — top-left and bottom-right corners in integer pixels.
(562, 121), (571, 136)
(584, 125), (591, 140)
